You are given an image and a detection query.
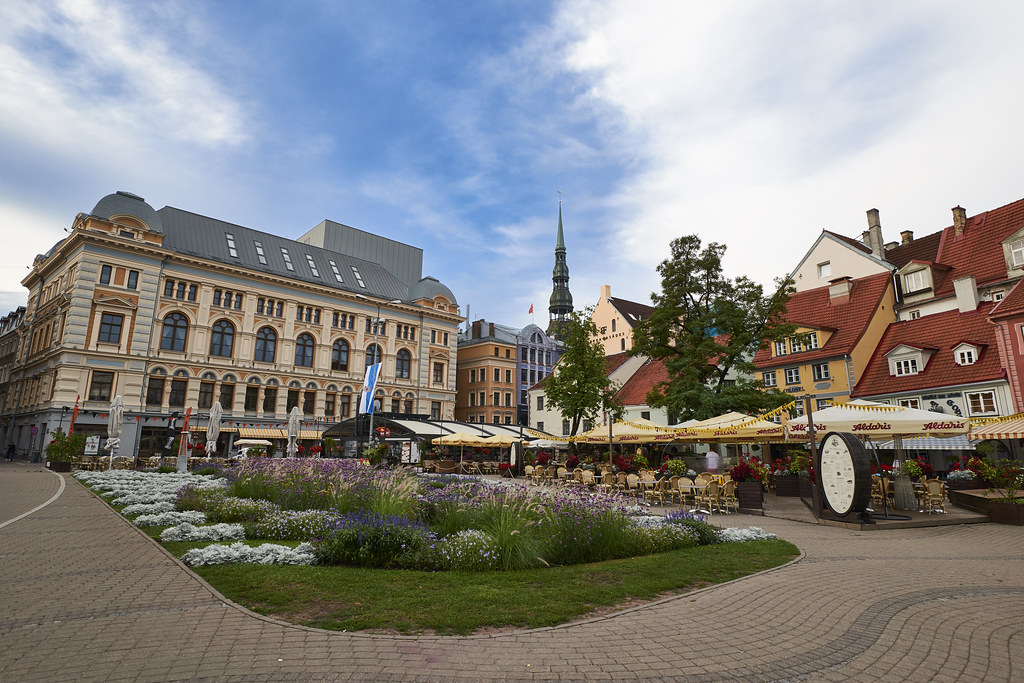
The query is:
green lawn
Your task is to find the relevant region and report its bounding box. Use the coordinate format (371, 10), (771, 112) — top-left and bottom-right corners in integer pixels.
(193, 539), (797, 635)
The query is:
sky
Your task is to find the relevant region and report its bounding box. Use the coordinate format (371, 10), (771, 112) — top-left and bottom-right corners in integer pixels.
(3, 1), (1024, 330)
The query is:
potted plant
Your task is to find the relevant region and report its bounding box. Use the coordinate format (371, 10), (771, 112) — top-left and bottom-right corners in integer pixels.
(979, 457), (1024, 525)
(945, 466), (983, 490)
(729, 456), (767, 511)
(44, 429), (86, 472)
(772, 453), (809, 497)
(322, 437), (337, 458)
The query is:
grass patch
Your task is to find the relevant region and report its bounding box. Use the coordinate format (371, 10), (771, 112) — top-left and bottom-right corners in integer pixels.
(194, 539), (796, 635)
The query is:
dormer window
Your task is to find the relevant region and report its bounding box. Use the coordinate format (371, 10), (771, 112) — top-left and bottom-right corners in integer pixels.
(1011, 239), (1024, 268)
(894, 359), (918, 376)
(954, 343), (980, 366)
(775, 341), (786, 356)
(904, 269), (926, 293)
(789, 337), (803, 353)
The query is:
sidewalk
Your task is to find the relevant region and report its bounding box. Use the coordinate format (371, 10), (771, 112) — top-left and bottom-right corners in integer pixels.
(2, 462), (1023, 681)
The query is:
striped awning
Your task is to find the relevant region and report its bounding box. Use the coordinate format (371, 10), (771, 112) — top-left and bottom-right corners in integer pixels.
(236, 428), (323, 439)
(189, 426), (238, 434)
(870, 434), (976, 450)
(968, 414), (1024, 440)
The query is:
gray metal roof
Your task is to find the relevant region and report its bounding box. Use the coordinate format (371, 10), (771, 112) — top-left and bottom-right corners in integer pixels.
(158, 207), (411, 301)
(409, 276), (457, 304)
(90, 191), (164, 233)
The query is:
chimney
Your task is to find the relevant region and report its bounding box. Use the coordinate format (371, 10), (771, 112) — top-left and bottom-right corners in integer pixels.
(900, 230), (913, 245)
(828, 276), (853, 304)
(953, 206), (967, 236)
(600, 284), (611, 300)
(488, 322), (495, 337)
(471, 320), (482, 339)
(866, 208), (884, 258)
(953, 276), (979, 313)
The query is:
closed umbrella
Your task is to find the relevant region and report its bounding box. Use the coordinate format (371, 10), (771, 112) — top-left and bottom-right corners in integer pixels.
(106, 395), (123, 470)
(287, 406), (302, 458)
(206, 402), (223, 456)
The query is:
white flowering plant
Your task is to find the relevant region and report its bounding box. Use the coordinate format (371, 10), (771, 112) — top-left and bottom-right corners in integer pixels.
(717, 526), (778, 543)
(160, 522), (244, 542)
(946, 469), (976, 482)
(134, 510), (207, 527)
(180, 542), (316, 567)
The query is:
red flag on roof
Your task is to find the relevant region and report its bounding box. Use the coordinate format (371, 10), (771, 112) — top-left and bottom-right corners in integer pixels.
(528, 304), (534, 314)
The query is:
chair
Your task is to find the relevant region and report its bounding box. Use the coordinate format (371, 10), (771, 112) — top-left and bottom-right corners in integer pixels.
(615, 471), (628, 493)
(664, 476), (680, 505)
(580, 470), (597, 489)
(914, 475), (928, 511)
(694, 472), (712, 489)
(524, 465), (534, 483)
(597, 471), (617, 494)
(696, 480), (720, 513)
(570, 468), (584, 487)
(547, 465), (559, 485)
(719, 480), (738, 514)
(625, 473), (641, 498)
(555, 466), (568, 486)
(924, 479), (946, 513)
(645, 478), (669, 507)
(677, 476), (697, 510)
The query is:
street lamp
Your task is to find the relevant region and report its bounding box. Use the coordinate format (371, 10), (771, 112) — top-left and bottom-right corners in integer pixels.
(355, 295), (402, 449)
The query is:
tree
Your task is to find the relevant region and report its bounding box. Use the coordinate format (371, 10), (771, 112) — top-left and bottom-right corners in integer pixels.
(543, 308), (623, 440)
(631, 235), (795, 420)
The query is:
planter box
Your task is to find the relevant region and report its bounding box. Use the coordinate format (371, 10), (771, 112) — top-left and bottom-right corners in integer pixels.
(988, 500), (1024, 525)
(946, 479), (985, 491)
(736, 481), (763, 511)
(774, 475), (803, 497)
(48, 461), (72, 472)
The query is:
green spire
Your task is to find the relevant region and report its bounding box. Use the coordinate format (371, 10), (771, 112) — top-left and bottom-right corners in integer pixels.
(547, 199), (573, 338)
(556, 202), (565, 249)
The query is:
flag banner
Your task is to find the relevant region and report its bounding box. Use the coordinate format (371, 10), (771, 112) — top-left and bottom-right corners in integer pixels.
(528, 303), (534, 314)
(360, 363), (382, 414)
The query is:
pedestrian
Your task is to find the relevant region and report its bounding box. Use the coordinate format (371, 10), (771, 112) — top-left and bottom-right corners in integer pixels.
(6, 441), (15, 462)
(706, 448), (719, 474)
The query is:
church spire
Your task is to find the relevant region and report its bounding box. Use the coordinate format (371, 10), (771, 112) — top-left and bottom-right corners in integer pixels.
(547, 198), (573, 338)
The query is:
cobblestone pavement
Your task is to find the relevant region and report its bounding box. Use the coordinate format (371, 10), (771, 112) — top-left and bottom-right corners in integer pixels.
(2, 461), (1022, 682)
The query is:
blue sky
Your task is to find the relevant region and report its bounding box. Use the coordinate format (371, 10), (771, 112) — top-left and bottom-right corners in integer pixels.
(3, 1), (1024, 329)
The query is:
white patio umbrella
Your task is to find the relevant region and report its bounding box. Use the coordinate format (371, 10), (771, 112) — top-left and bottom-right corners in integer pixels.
(206, 401), (223, 456)
(287, 406), (302, 458)
(106, 395), (124, 470)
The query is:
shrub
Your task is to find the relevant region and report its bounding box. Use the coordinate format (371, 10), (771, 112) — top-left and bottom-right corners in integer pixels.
(662, 510), (720, 546)
(245, 509), (343, 541)
(160, 522), (244, 542)
(311, 512), (433, 568)
(174, 483), (229, 512)
(208, 497), (281, 524)
(423, 529), (502, 571)
(478, 484), (541, 570)
(180, 542), (315, 567)
(157, 465), (177, 474)
(633, 522), (700, 554)
(536, 488), (634, 565)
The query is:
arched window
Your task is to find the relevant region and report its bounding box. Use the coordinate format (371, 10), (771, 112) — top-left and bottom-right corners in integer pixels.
(365, 344), (382, 369)
(209, 319), (235, 357)
(331, 339), (349, 371)
(295, 333), (315, 367)
(396, 349), (411, 379)
(254, 327), (277, 363)
(160, 312), (188, 351)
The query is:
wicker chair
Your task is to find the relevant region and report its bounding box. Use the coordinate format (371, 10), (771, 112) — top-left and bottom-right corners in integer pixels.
(696, 480), (721, 514)
(719, 480), (739, 514)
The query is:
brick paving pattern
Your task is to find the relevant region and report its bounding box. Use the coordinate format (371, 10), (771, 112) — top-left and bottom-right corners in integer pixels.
(1, 460), (1022, 681)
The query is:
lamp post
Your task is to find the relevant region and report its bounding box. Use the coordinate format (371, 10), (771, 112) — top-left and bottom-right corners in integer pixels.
(355, 295), (402, 451)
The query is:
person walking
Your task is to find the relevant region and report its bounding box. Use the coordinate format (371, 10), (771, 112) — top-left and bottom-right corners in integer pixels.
(6, 441), (15, 462)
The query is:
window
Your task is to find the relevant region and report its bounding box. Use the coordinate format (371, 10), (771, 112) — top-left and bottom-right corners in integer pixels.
(351, 266), (365, 288)
(169, 378), (187, 407)
(537, 421), (544, 432)
(176, 282), (186, 299)
(433, 362), (444, 384)
(219, 382), (235, 409)
(365, 344), (381, 368)
(494, 368), (500, 382)
(908, 310), (921, 320)
(331, 339), (349, 371)
(993, 290), (1006, 302)
(775, 341), (787, 356)
(530, 349), (536, 363)
(443, 332), (449, 345)
(641, 411), (651, 420)
(146, 376), (165, 406)
(340, 392), (351, 417)
(817, 261), (831, 279)
(957, 348), (976, 365)
(494, 348), (499, 357)
(188, 284), (197, 301)
(88, 371), (114, 401)
(611, 319), (617, 332)
(521, 369), (527, 383)
(99, 264), (112, 285)
(164, 280), (174, 297)
(97, 313), (124, 344)
(812, 363), (830, 381)
(306, 255), (320, 277)
(904, 269), (926, 293)
(537, 396), (544, 411)
(198, 381), (214, 409)
(505, 369), (512, 383)
(1011, 239), (1024, 268)
(254, 241), (267, 265)
(225, 233), (238, 258)
(898, 398), (921, 409)
(761, 370), (777, 387)
(254, 327), (277, 363)
(329, 260), (343, 283)
(213, 290), (222, 307)
(295, 333), (315, 367)
(325, 393), (336, 416)
(805, 333), (818, 350)
(396, 349), (411, 379)
(966, 391), (997, 415)
(303, 391), (315, 415)
(521, 348), (527, 361)
(894, 359), (918, 376)
(789, 337), (803, 354)
(431, 401), (441, 420)
(505, 393), (511, 407)
(620, 339), (625, 351)
(281, 248), (294, 271)
(469, 369), (476, 383)
(431, 330), (437, 344)
(478, 391), (485, 406)
(391, 396), (401, 413)
(492, 391), (499, 406)
(244, 386), (259, 411)
(126, 270), (138, 290)
(160, 313), (188, 351)
(209, 320), (235, 357)
(469, 393), (476, 407)
(784, 368), (800, 385)
(562, 419), (570, 436)
(263, 387), (277, 413)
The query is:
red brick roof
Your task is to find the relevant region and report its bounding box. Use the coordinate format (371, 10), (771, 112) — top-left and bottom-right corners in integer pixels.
(928, 197), (1024, 297)
(753, 271), (893, 368)
(851, 301), (1004, 397)
(883, 230), (942, 270)
(990, 278), (1024, 318)
(615, 358), (668, 406)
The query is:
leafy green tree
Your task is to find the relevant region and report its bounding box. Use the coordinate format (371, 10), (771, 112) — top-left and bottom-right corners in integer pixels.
(631, 235), (795, 420)
(543, 308), (623, 440)
(44, 429), (86, 462)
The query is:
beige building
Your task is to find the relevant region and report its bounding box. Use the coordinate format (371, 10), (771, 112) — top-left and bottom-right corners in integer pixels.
(4, 191), (461, 459)
(589, 285), (655, 355)
(455, 320), (518, 425)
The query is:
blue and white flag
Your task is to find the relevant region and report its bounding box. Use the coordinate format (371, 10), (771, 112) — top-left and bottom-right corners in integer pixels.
(360, 362), (382, 414)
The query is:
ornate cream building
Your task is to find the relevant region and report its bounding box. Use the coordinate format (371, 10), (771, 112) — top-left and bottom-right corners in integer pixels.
(3, 191), (461, 459)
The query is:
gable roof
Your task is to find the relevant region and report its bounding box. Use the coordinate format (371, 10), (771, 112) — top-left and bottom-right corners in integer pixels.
(928, 197), (1024, 297)
(608, 297), (655, 327)
(990, 278), (1024, 318)
(883, 230), (942, 270)
(851, 301), (1003, 397)
(823, 230), (872, 254)
(615, 357), (668, 406)
(753, 271), (893, 368)
(528, 351), (633, 392)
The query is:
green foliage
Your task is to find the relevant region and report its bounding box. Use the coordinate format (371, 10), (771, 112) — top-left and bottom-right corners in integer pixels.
(630, 234), (795, 420)
(157, 465), (177, 474)
(266, 442), (276, 457)
(44, 429), (86, 462)
(363, 443), (389, 466)
(979, 456), (1024, 502)
(543, 307), (623, 437)
(665, 459), (690, 477)
(478, 486), (541, 571)
(311, 514), (432, 568)
(662, 513), (721, 546)
(322, 437), (337, 456)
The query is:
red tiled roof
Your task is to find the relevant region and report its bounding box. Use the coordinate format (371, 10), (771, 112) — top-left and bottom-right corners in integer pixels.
(851, 301), (1004, 397)
(990, 278), (1024, 318)
(753, 271), (893, 368)
(883, 230), (942, 270)
(615, 358), (668, 406)
(929, 197), (1024, 297)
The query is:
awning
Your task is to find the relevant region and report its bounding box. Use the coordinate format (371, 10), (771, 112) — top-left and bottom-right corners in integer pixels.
(870, 434), (976, 450)
(236, 428), (323, 439)
(968, 413), (1024, 440)
(189, 426), (238, 433)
